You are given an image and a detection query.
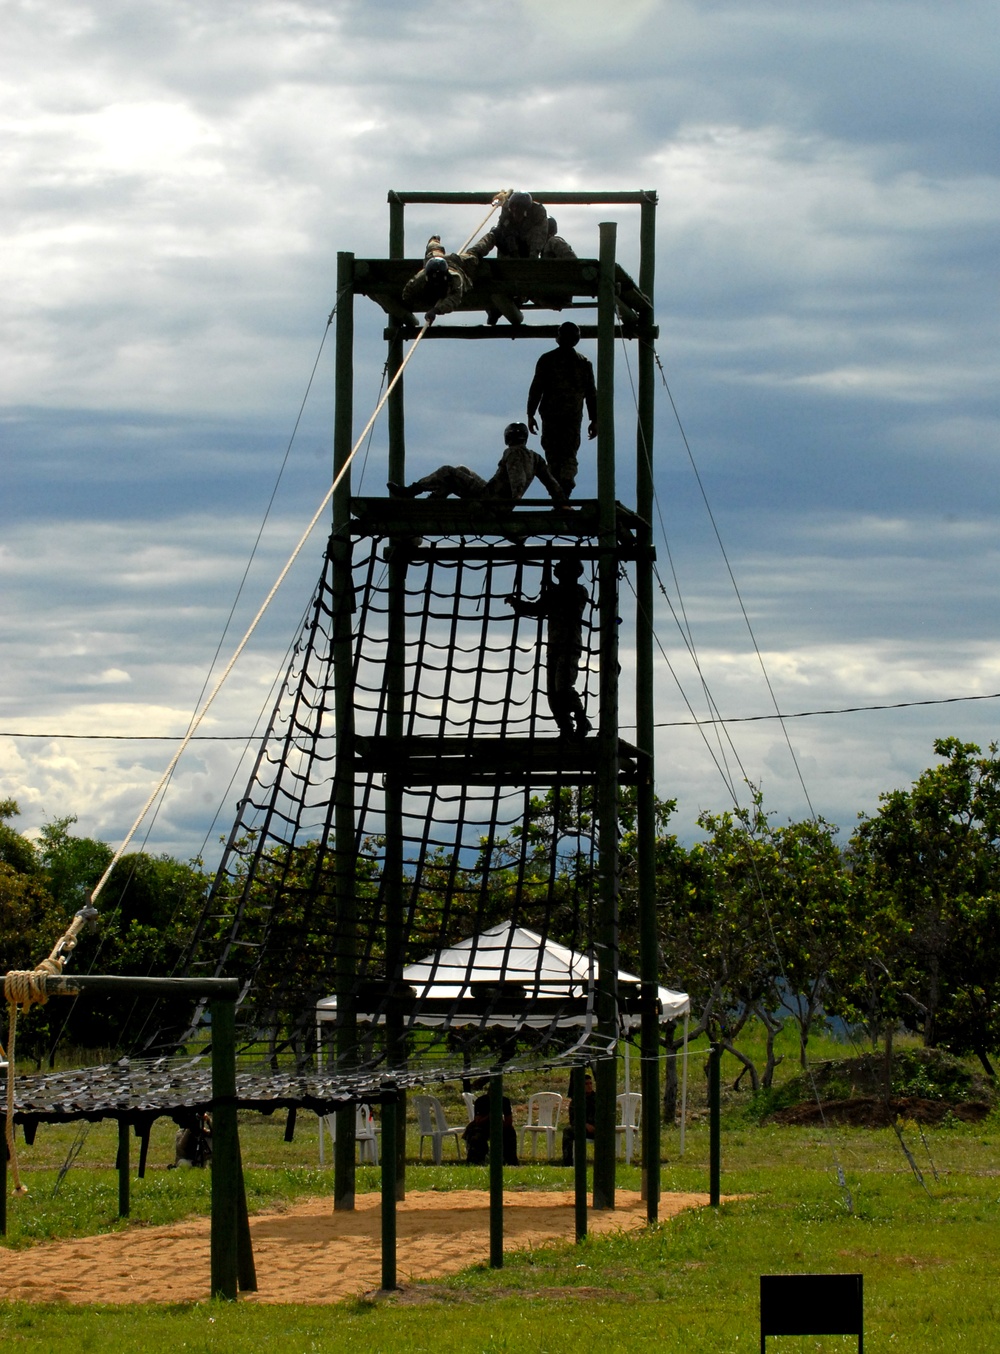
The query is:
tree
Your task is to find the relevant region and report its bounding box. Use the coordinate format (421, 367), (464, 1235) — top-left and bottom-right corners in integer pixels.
(848, 737), (1000, 1076)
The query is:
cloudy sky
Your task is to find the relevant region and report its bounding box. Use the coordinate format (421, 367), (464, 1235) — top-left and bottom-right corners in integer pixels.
(3, 0), (998, 863)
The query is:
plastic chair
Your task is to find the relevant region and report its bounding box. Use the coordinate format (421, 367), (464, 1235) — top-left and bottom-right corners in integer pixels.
(414, 1094), (465, 1164)
(616, 1092), (642, 1164)
(319, 1104), (380, 1165)
(463, 1091), (476, 1121)
(520, 1092), (563, 1160)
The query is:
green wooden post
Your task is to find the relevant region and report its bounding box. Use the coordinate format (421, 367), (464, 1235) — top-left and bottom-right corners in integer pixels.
(1, 1114), (7, 1237)
(117, 1117), (130, 1218)
(636, 190), (660, 1223)
(593, 219), (620, 1213)
(210, 995), (239, 1301)
(333, 250), (358, 1213)
(380, 1083), (398, 1291)
(489, 1071), (504, 1268)
(387, 191), (406, 487)
(709, 1042), (721, 1207)
(573, 1066), (587, 1242)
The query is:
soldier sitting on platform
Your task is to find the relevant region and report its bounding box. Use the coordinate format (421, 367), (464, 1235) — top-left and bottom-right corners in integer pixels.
(526, 322), (597, 497)
(401, 235), (478, 326)
(506, 559), (593, 740)
(541, 216), (577, 260)
(387, 422), (570, 508)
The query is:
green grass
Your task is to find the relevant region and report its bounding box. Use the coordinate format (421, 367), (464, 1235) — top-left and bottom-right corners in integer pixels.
(4, 1112), (1000, 1349)
(4, 1031), (999, 1348)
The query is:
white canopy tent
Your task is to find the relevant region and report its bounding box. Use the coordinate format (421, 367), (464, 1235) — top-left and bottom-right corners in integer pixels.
(316, 921), (691, 1145)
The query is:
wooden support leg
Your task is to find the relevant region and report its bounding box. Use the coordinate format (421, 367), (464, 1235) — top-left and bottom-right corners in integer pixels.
(380, 1084), (397, 1292)
(210, 996), (239, 1301)
(489, 1071), (503, 1269)
(117, 1118), (130, 1218)
(1, 1115), (7, 1237)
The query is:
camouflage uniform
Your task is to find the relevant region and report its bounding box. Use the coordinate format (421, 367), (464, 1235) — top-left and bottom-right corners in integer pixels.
(508, 572), (591, 739)
(401, 236), (477, 319)
(468, 199), (550, 260)
(526, 343), (597, 495)
(404, 441), (567, 505)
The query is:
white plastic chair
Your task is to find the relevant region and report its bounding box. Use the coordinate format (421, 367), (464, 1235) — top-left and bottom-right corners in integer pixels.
(414, 1094), (465, 1164)
(616, 1092), (642, 1164)
(319, 1104), (380, 1165)
(520, 1091), (563, 1160)
(463, 1091), (476, 1121)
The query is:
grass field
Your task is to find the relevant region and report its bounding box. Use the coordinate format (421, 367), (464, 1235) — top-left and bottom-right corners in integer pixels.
(2, 1031), (998, 1350)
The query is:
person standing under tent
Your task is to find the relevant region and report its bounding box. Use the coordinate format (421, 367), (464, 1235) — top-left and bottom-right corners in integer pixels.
(463, 1079), (519, 1166)
(526, 322), (597, 497)
(561, 1071), (597, 1165)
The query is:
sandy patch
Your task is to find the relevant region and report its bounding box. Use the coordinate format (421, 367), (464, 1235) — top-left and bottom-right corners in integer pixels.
(0, 1189), (711, 1305)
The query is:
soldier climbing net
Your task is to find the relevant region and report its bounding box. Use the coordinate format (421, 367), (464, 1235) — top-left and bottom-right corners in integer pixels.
(169, 504), (630, 1081)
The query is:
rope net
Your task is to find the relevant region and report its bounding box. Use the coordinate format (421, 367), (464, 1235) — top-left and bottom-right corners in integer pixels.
(162, 505), (619, 1081)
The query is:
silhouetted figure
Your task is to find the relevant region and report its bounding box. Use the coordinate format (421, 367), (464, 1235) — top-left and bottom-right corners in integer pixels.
(526, 322), (597, 496)
(463, 1079), (519, 1166)
(562, 1073), (596, 1165)
(388, 422), (569, 507)
(507, 559), (592, 740)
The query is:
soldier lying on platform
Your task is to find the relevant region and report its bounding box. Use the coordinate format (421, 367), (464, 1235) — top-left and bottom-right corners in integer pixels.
(387, 422), (570, 508)
(526, 322), (597, 497)
(506, 559), (593, 740)
(401, 235), (478, 326)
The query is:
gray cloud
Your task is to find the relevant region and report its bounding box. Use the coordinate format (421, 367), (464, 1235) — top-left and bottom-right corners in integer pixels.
(3, 0), (998, 858)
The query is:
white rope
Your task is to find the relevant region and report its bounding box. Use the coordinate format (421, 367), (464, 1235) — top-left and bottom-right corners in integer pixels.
(456, 190), (510, 254)
(89, 191), (511, 905)
(90, 323), (431, 904)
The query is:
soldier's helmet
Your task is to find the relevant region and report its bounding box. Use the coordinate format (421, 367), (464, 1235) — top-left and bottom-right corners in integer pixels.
(547, 216), (558, 236)
(424, 257), (449, 279)
(503, 421), (530, 445)
(557, 322), (581, 347)
(554, 559), (584, 581)
(508, 192), (533, 217)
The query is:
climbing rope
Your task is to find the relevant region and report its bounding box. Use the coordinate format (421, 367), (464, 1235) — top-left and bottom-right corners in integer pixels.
(85, 193), (512, 913)
(4, 903), (96, 1193)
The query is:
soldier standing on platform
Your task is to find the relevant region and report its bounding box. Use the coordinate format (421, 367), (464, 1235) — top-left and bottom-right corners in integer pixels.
(526, 322), (597, 496)
(402, 235), (478, 325)
(506, 559), (592, 740)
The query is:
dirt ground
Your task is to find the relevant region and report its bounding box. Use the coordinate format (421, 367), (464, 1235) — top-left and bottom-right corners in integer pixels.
(0, 1189), (712, 1305)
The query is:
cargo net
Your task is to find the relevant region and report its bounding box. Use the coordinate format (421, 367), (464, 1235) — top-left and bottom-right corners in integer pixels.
(157, 513), (618, 1084)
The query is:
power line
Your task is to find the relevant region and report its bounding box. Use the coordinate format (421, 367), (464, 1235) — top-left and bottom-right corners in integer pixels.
(3, 687), (999, 743)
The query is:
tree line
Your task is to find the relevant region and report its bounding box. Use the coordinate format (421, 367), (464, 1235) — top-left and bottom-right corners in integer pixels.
(3, 737), (1000, 1081)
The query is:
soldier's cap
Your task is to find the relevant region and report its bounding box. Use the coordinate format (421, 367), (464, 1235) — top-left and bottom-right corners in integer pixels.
(557, 322), (581, 346)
